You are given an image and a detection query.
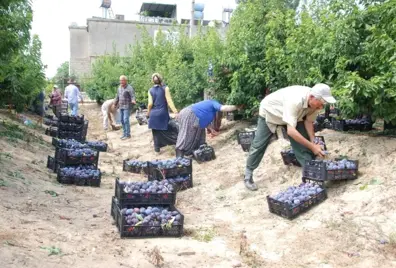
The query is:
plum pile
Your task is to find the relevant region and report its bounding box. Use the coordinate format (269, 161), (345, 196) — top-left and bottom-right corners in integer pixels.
(238, 131), (255, 144)
(125, 160), (148, 169)
(67, 148), (97, 157)
(149, 157), (191, 169)
(324, 159), (357, 170)
(56, 138), (87, 149)
(281, 137), (328, 155)
(59, 166), (100, 179)
(121, 206), (182, 226)
(86, 141), (107, 151)
(119, 180), (175, 194)
(271, 182), (324, 206)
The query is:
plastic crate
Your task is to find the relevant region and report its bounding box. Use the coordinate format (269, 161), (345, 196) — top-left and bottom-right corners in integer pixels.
(267, 184), (327, 220)
(302, 159), (359, 182)
(55, 147), (99, 165)
(58, 122), (84, 132)
(45, 127), (58, 137)
(331, 118), (372, 132)
(57, 167), (101, 187)
(237, 130), (255, 152)
(114, 178), (176, 206)
(113, 199), (184, 238)
(193, 144), (216, 163)
(54, 161), (98, 174)
(122, 159), (149, 174)
(280, 150), (301, 167)
(148, 158), (192, 180)
(59, 114), (84, 124)
(136, 110), (148, 125)
(167, 174), (193, 191)
(47, 156), (55, 171)
(43, 118), (58, 126)
(86, 141), (108, 152)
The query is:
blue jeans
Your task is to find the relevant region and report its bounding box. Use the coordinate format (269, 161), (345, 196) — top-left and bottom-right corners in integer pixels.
(69, 102), (78, 116)
(120, 108), (131, 137)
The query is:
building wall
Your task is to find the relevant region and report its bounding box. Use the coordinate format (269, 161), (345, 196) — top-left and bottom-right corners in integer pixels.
(69, 18), (228, 78)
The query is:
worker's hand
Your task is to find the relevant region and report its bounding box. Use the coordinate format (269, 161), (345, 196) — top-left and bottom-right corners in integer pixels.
(237, 104), (245, 111)
(311, 143), (325, 157)
(146, 112), (150, 118)
(132, 100), (136, 105)
(174, 112), (179, 119)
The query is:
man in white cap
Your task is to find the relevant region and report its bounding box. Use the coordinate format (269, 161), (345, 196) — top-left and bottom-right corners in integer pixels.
(243, 83), (336, 191)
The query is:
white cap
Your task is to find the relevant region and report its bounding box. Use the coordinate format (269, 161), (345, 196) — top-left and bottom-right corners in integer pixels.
(54, 85), (59, 88)
(311, 83), (336, 104)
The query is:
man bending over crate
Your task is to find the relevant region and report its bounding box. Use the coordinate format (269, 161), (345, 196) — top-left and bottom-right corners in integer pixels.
(244, 83), (336, 191)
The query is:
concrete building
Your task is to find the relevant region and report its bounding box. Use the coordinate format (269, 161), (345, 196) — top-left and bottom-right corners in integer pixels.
(69, 2), (231, 77)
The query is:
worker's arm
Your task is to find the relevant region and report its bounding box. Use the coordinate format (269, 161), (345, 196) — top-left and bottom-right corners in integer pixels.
(220, 105), (238, 112)
(164, 86), (178, 114)
(147, 90), (153, 117)
(114, 88), (120, 107)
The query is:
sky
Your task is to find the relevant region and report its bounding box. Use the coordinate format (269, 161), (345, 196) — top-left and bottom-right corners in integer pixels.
(31, 0), (238, 78)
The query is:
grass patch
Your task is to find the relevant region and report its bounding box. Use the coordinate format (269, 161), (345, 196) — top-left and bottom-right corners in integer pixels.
(185, 226), (216, 242)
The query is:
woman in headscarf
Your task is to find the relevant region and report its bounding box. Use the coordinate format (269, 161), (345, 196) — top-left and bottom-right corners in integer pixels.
(49, 85), (62, 118)
(175, 99), (242, 157)
(147, 73), (179, 153)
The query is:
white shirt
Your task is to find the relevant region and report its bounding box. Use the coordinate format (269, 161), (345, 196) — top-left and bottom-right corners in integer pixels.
(64, 84), (81, 104)
(259, 85), (319, 133)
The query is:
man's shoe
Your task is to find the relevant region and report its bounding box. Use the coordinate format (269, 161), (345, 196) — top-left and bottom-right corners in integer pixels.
(120, 135), (126, 140)
(124, 135), (131, 139)
(244, 177), (258, 191)
(155, 147), (160, 153)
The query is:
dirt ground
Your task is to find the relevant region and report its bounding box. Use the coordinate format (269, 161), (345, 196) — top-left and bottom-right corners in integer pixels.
(0, 103), (396, 268)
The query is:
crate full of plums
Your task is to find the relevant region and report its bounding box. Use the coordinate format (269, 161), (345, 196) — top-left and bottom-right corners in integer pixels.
(112, 197), (184, 238)
(165, 174), (193, 191)
(52, 138), (89, 149)
(331, 118), (372, 132)
(302, 158), (359, 182)
(59, 113), (85, 124)
(115, 178), (176, 206)
(86, 140), (108, 152)
(57, 166), (101, 187)
(55, 147), (99, 165)
(148, 157), (192, 180)
(267, 182), (327, 220)
(123, 159), (149, 175)
(45, 127), (58, 137)
(193, 144), (216, 163)
(136, 109), (148, 125)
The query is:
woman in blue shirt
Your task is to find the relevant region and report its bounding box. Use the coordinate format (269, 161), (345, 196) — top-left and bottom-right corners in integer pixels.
(175, 99), (241, 157)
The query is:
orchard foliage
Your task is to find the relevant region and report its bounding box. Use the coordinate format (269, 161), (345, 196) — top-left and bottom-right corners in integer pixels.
(0, 0), (46, 112)
(85, 0), (396, 123)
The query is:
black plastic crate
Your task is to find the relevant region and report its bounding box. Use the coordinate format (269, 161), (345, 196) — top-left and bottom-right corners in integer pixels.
(123, 159), (149, 174)
(302, 159), (359, 182)
(55, 147), (99, 165)
(115, 178), (176, 206)
(59, 113), (84, 124)
(58, 122), (84, 132)
(267, 182), (327, 220)
(86, 141), (108, 152)
(51, 138), (88, 149)
(331, 118), (372, 132)
(57, 167), (101, 187)
(44, 118), (58, 126)
(113, 200), (184, 238)
(148, 158), (192, 180)
(136, 110), (148, 125)
(45, 127), (58, 137)
(280, 150), (301, 167)
(193, 144), (216, 163)
(54, 161), (98, 174)
(237, 130), (255, 152)
(47, 156), (55, 171)
(167, 174), (193, 191)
